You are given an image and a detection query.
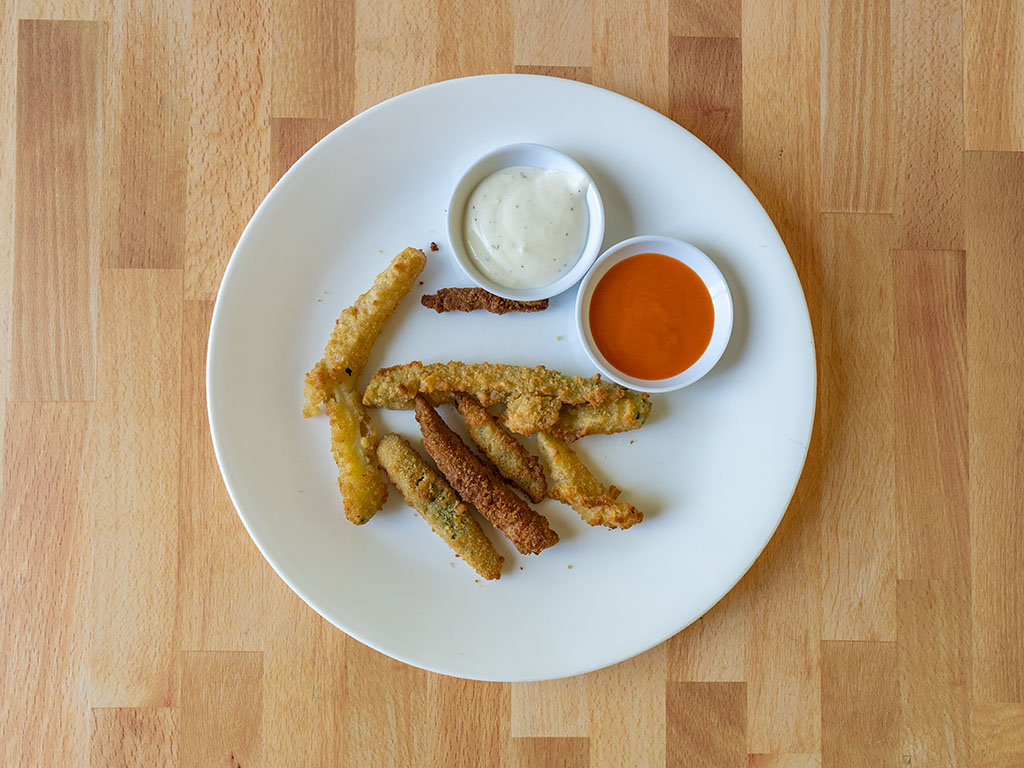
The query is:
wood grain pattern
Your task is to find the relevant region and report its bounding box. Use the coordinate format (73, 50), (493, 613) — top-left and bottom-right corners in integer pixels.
(511, 676), (588, 737)
(587, 645), (666, 768)
(744, 464), (822, 754)
(593, 0), (669, 115)
(5, 2), (1024, 765)
(270, 118), (336, 185)
(513, 0), (591, 67)
(353, 0), (435, 112)
(510, 737), (588, 768)
(0, 403), (91, 768)
(13, 20), (102, 400)
(185, 0), (270, 300)
(272, 0), (353, 119)
(1, 0), (16, 470)
(746, 757), (822, 768)
(90, 708), (178, 767)
(179, 301), (267, 651)
(964, 0), (1024, 152)
(341, 639), (433, 766)
(821, 641), (898, 767)
(742, 0), (822, 753)
(16, 0), (104, 19)
(513, 65), (592, 83)
(668, 35), (742, 172)
(972, 703), (1024, 768)
(668, 0), (739, 37)
(821, 0), (891, 212)
(666, 682), (746, 768)
(820, 213), (895, 641)
(433, 0), (512, 79)
(88, 269), (181, 707)
(180, 651), (263, 768)
(667, 580), (747, 683)
(261, 578), (345, 767)
(893, 0), (964, 250)
(102, 0), (188, 269)
(433, 678), (508, 767)
(965, 150), (1024, 705)
(894, 250), (968, 582)
(897, 580), (970, 767)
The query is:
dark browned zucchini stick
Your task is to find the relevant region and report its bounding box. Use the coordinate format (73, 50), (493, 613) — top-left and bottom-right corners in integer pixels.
(414, 395), (559, 555)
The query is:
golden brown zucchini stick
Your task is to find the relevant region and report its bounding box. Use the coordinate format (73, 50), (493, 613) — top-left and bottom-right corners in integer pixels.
(454, 394), (547, 503)
(377, 433), (504, 580)
(304, 247), (427, 524)
(536, 432), (643, 530)
(415, 395), (559, 555)
(363, 361), (629, 435)
(326, 386), (387, 524)
(548, 391), (652, 442)
(303, 246), (427, 417)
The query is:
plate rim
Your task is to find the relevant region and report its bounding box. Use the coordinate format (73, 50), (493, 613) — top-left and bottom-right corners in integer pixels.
(206, 73), (818, 682)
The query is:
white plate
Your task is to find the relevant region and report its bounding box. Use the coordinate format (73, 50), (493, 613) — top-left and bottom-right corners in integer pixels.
(207, 74), (816, 682)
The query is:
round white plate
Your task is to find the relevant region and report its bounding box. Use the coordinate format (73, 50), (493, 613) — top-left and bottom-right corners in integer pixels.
(208, 74), (816, 682)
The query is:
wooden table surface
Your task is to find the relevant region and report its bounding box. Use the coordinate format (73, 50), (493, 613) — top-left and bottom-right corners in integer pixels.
(3, 0), (1024, 765)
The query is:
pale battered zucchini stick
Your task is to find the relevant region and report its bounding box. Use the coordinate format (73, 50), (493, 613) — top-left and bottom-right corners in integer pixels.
(536, 432), (643, 530)
(363, 361), (628, 434)
(303, 247), (427, 418)
(454, 394), (547, 503)
(548, 392), (652, 442)
(415, 396), (559, 555)
(304, 247), (425, 525)
(327, 384), (388, 525)
(377, 433), (503, 580)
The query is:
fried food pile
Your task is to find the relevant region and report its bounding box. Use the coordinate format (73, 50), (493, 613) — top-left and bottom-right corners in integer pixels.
(304, 248), (652, 579)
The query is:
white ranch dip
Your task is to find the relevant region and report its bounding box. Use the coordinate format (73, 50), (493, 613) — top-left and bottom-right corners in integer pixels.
(463, 165), (588, 290)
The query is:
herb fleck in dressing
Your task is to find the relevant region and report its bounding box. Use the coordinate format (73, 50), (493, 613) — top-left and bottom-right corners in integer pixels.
(463, 166), (588, 290)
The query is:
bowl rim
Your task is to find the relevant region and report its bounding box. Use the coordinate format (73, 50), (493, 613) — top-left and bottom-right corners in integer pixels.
(575, 235), (735, 393)
(445, 142), (606, 301)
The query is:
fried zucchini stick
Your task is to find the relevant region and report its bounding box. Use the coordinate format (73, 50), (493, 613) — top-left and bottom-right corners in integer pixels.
(303, 246), (427, 417)
(363, 361), (629, 434)
(454, 394), (547, 503)
(548, 392), (652, 442)
(377, 434), (504, 580)
(421, 287), (548, 314)
(536, 432), (643, 530)
(326, 386), (387, 524)
(415, 396), (559, 555)
(305, 247), (427, 524)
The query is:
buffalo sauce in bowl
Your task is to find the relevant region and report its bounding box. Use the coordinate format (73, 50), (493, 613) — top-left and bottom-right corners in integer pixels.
(589, 253), (714, 380)
(575, 236), (733, 392)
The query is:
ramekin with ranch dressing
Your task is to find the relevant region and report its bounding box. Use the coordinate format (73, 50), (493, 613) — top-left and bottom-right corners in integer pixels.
(446, 143), (605, 301)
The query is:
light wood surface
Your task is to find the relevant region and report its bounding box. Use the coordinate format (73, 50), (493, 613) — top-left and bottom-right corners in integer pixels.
(2, 1), (1023, 765)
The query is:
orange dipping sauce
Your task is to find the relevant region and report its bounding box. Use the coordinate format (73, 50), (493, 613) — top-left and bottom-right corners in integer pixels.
(588, 252), (714, 380)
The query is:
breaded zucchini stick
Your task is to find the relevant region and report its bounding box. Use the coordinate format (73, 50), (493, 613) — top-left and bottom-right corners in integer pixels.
(421, 287), (548, 314)
(303, 246), (427, 417)
(536, 432), (643, 530)
(377, 433), (503, 580)
(305, 247), (426, 524)
(548, 392), (652, 442)
(454, 394), (547, 503)
(326, 385), (387, 524)
(363, 361), (628, 434)
(415, 396), (559, 555)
